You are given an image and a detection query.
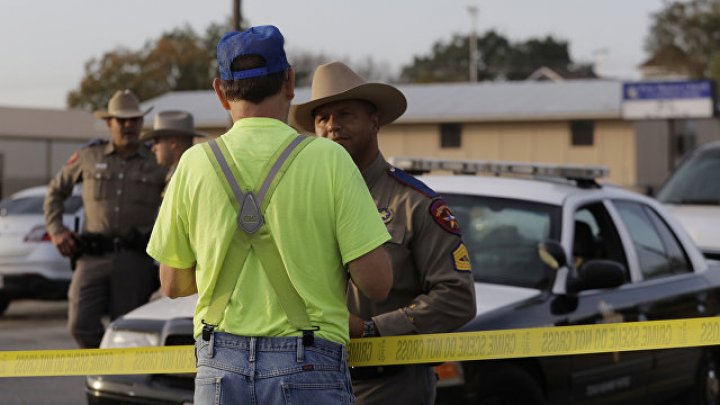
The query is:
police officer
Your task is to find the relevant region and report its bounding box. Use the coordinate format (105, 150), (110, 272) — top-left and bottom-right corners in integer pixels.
(292, 61), (477, 405)
(44, 89), (166, 348)
(140, 110), (205, 193)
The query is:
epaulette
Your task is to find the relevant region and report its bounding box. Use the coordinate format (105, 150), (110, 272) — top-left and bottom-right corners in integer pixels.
(83, 138), (108, 148)
(387, 166), (437, 199)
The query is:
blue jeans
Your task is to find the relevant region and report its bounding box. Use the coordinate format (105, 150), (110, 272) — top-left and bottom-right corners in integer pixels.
(194, 332), (354, 405)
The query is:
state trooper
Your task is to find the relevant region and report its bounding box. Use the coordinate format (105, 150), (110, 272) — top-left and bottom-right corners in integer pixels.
(140, 110), (206, 194)
(44, 89), (166, 348)
(291, 61), (477, 405)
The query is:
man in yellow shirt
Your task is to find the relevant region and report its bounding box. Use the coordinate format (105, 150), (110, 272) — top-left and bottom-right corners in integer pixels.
(147, 26), (392, 405)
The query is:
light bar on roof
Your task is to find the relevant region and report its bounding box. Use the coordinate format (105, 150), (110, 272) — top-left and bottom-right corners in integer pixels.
(389, 157), (609, 181)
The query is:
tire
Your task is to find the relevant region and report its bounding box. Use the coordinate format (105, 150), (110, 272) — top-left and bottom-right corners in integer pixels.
(691, 352), (720, 405)
(0, 294), (10, 316)
(468, 363), (546, 405)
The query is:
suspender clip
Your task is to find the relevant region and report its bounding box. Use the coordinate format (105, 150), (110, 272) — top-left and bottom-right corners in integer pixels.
(201, 320), (216, 342)
(302, 326), (320, 347)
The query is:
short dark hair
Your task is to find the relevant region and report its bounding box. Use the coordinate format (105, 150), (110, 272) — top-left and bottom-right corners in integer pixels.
(219, 54), (285, 104)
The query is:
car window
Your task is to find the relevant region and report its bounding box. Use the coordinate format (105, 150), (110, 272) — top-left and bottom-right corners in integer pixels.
(443, 194), (561, 289)
(657, 148), (720, 204)
(0, 195), (81, 216)
(613, 200), (692, 279)
(573, 203), (629, 277)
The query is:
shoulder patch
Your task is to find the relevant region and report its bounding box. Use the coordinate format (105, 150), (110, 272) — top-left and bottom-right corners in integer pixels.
(451, 241), (472, 272)
(387, 167), (437, 199)
(430, 199), (462, 236)
(65, 151), (79, 165)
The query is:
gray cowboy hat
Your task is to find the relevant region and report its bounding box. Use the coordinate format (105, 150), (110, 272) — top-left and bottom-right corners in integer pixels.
(93, 89), (153, 119)
(139, 110), (207, 141)
(290, 61), (407, 133)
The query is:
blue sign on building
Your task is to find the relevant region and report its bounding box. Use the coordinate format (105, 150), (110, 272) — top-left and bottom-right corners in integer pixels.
(622, 80), (715, 119)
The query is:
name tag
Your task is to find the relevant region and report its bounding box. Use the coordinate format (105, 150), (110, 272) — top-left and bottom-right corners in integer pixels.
(95, 163), (108, 170)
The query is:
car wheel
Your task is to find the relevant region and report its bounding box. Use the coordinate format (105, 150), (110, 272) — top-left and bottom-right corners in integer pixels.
(0, 294), (10, 316)
(692, 352), (720, 405)
(468, 363), (546, 405)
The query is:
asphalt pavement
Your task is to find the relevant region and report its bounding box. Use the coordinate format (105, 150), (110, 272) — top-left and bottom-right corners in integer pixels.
(0, 300), (86, 405)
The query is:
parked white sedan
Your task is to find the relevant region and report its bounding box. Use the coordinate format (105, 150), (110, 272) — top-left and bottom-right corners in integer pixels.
(657, 140), (720, 260)
(0, 185), (82, 315)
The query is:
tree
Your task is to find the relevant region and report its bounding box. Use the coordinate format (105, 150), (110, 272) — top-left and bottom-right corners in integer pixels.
(400, 30), (591, 83)
(67, 21), (392, 110)
(645, 0), (720, 79)
(67, 23), (227, 110)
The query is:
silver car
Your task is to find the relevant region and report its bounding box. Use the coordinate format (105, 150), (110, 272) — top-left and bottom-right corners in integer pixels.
(657, 140), (720, 260)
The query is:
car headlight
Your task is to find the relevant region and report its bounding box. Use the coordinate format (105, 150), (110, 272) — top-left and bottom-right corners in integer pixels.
(100, 329), (160, 348)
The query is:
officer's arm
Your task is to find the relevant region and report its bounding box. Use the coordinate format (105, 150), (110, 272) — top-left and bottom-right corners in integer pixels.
(45, 151), (83, 256)
(159, 263), (197, 298)
(373, 199), (477, 336)
(348, 246), (392, 302)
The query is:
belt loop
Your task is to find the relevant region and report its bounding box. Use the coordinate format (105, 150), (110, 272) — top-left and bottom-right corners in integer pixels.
(249, 337), (257, 362)
(208, 332), (215, 359)
(296, 336), (305, 363)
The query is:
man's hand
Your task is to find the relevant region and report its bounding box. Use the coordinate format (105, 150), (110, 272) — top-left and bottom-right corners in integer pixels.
(349, 313), (365, 338)
(50, 229), (77, 257)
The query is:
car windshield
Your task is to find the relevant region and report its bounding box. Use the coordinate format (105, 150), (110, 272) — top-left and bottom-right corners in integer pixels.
(657, 149), (720, 204)
(0, 195), (82, 216)
(443, 193), (561, 289)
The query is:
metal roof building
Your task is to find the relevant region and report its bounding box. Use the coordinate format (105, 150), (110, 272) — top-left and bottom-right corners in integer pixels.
(141, 80), (624, 129)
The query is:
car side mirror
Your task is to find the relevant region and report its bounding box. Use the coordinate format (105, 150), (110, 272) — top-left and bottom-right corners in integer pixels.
(566, 259), (626, 294)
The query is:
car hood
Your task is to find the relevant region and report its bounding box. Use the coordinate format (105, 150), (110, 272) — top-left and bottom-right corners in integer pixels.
(123, 283), (540, 322)
(123, 295), (198, 320)
(664, 204), (720, 252)
(474, 282), (541, 314)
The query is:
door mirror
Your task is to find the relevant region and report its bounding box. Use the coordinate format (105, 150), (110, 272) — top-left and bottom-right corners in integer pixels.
(566, 259), (626, 294)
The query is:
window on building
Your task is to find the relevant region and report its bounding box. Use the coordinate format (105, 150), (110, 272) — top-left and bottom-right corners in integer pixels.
(440, 123), (462, 148)
(571, 120), (594, 146)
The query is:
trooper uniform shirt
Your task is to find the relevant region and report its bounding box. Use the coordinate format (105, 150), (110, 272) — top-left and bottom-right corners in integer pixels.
(348, 153), (476, 336)
(45, 140), (166, 237)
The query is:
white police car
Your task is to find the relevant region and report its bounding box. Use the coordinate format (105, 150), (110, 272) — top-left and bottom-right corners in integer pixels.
(87, 159), (720, 405)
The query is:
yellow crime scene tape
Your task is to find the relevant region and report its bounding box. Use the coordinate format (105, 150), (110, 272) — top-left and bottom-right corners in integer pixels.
(4, 316), (720, 377)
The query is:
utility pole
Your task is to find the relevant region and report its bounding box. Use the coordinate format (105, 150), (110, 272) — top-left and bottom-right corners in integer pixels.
(233, 0), (242, 31)
(467, 6), (479, 82)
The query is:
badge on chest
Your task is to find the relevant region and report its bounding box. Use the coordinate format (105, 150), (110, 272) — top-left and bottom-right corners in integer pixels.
(378, 208), (393, 224)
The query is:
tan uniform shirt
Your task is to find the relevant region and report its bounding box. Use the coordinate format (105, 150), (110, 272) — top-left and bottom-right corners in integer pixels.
(45, 140), (166, 237)
(348, 154), (476, 336)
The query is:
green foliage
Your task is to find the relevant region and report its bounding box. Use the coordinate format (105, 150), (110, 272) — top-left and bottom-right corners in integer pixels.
(67, 23), (230, 110)
(645, 0), (720, 79)
(400, 30), (590, 83)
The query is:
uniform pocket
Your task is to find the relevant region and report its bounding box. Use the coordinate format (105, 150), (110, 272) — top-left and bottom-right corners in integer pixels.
(128, 172), (164, 203)
(90, 171), (112, 200)
(195, 376), (222, 405)
(281, 381), (351, 405)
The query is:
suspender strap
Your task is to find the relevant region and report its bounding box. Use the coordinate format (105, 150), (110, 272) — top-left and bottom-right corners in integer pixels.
(201, 134), (317, 340)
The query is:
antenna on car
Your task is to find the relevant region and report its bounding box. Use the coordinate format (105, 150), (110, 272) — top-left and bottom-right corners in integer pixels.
(388, 157), (609, 188)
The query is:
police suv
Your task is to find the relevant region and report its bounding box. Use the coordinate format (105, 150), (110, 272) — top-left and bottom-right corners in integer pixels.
(87, 158), (720, 405)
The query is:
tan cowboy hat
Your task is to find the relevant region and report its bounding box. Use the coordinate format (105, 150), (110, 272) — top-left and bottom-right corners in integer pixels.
(291, 61), (407, 133)
(93, 89), (153, 119)
(140, 110), (206, 141)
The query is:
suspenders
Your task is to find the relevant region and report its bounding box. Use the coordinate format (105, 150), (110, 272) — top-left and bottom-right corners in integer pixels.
(200, 134), (318, 346)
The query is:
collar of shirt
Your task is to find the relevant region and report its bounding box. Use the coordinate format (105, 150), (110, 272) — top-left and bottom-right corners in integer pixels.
(361, 153), (389, 189)
(102, 141), (153, 160)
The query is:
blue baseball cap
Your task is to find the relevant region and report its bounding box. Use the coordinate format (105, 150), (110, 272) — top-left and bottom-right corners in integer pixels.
(217, 25), (291, 81)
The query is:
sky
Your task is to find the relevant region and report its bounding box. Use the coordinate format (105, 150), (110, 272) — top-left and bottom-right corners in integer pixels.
(0, 0), (666, 110)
